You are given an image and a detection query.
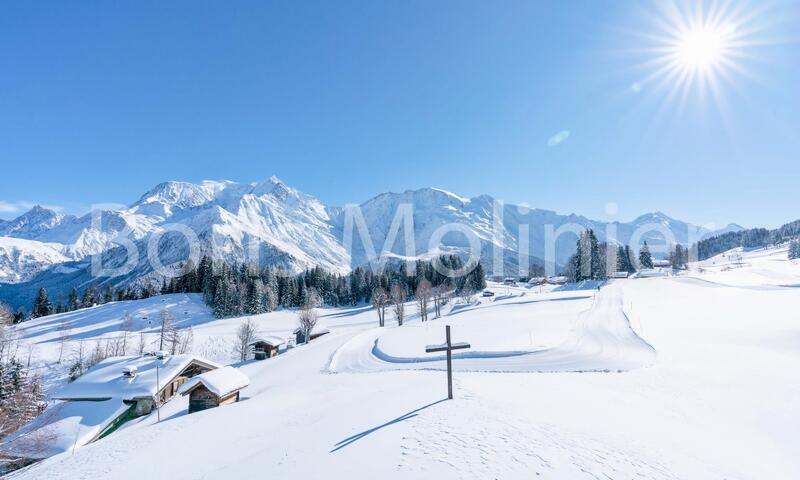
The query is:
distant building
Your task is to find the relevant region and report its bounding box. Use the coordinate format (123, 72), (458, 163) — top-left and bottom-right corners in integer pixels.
(294, 326), (330, 345)
(179, 367), (250, 414)
(0, 354), (218, 461)
(546, 276), (569, 285)
(637, 268), (668, 278)
(249, 336), (285, 360)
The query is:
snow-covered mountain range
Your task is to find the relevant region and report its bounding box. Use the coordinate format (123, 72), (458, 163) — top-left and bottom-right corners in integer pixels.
(0, 177), (742, 308)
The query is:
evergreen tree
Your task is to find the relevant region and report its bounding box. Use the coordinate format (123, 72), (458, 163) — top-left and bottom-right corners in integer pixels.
(32, 288), (52, 318)
(81, 288), (95, 308)
(567, 230), (603, 282)
(639, 241), (654, 269)
(789, 240), (800, 260)
(68, 287), (79, 311)
(669, 244), (688, 270)
(624, 246), (637, 273)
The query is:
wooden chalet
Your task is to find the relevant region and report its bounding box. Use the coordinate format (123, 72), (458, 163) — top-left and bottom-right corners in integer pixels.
(179, 367), (250, 413)
(248, 336), (285, 360)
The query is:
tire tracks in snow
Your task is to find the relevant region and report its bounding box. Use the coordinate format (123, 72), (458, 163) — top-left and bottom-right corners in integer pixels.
(328, 283), (656, 374)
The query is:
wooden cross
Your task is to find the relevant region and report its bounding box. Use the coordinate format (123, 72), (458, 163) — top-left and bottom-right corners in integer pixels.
(425, 325), (471, 400)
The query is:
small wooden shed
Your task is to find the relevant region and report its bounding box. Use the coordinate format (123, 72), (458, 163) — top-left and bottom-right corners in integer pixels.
(178, 367), (250, 414)
(249, 336), (285, 360)
(293, 326), (330, 345)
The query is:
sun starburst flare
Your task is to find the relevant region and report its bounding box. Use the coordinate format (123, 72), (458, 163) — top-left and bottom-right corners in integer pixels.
(631, 0), (769, 112)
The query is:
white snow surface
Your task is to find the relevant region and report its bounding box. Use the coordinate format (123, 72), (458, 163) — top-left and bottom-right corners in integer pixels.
(4, 245), (799, 479)
(178, 366), (249, 398)
(0, 399), (130, 459)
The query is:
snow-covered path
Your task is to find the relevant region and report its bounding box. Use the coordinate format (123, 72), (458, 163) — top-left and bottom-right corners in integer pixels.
(329, 282), (656, 373)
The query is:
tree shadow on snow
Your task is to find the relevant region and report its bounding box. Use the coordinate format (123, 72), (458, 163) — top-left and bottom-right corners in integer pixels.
(330, 398), (447, 453)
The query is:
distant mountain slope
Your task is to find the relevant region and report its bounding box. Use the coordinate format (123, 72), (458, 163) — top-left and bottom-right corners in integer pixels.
(692, 218), (800, 260)
(0, 177), (743, 309)
(0, 237), (72, 283)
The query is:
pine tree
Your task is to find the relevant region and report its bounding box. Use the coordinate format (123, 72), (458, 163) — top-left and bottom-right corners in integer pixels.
(32, 288), (52, 318)
(789, 240), (800, 260)
(68, 287), (79, 311)
(81, 288), (95, 308)
(639, 241), (654, 269)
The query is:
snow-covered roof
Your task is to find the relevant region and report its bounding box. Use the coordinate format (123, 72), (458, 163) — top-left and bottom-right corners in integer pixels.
(248, 336), (285, 347)
(292, 326), (331, 336)
(55, 354), (220, 401)
(636, 269), (668, 278)
(0, 399), (130, 459)
(179, 366), (249, 398)
(547, 276), (569, 283)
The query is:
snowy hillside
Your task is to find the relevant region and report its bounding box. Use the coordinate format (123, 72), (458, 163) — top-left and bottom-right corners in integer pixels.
(3, 246), (799, 479)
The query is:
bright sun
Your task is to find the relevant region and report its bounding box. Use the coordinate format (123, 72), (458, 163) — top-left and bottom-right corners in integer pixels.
(675, 27), (727, 69)
(634, 2), (756, 104)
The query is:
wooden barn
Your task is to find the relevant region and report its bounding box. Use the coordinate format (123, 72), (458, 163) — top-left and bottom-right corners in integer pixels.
(179, 367), (250, 414)
(293, 326), (330, 345)
(248, 336), (285, 360)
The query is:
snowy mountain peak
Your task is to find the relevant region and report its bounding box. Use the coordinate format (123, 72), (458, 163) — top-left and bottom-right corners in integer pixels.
(133, 180), (228, 212)
(250, 176), (295, 199)
(0, 205), (66, 239)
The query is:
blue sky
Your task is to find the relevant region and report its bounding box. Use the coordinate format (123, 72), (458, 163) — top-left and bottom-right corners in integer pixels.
(1, 0), (798, 228)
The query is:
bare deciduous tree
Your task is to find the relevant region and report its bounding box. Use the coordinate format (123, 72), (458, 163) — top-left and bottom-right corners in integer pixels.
(234, 318), (258, 362)
(432, 284), (451, 318)
(158, 309), (176, 351)
(0, 372), (46, 454)
(305, 287), (322, 309)
(57, 318), (71, 364)
(415, 279), (432, 322)
(371, 287), (389, 327)
(137, 332), (148, 355)
(120, 313), (136, 355)
(68, 340), (87, 381)
(297, 305), (319, 344)
(0, 303), (12, 326)
(177, 326), (194, 354)
(459, 286), (476, 305)
(390, 283), (406, 326)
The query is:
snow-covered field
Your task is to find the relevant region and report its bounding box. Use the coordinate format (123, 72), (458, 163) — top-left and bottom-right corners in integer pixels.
(5, 246), (800, 479)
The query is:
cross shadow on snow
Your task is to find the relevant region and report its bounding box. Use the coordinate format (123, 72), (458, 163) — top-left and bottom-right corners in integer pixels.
(330, 398), (447, 453)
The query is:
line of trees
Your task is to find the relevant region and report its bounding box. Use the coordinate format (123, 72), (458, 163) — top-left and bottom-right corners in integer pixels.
(19, 254), (488, 325)
(187, 254), (486, 320)
(564, 231), (691, 283)
(692, 219), (800, 261)
(28, 283), (159, 322)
